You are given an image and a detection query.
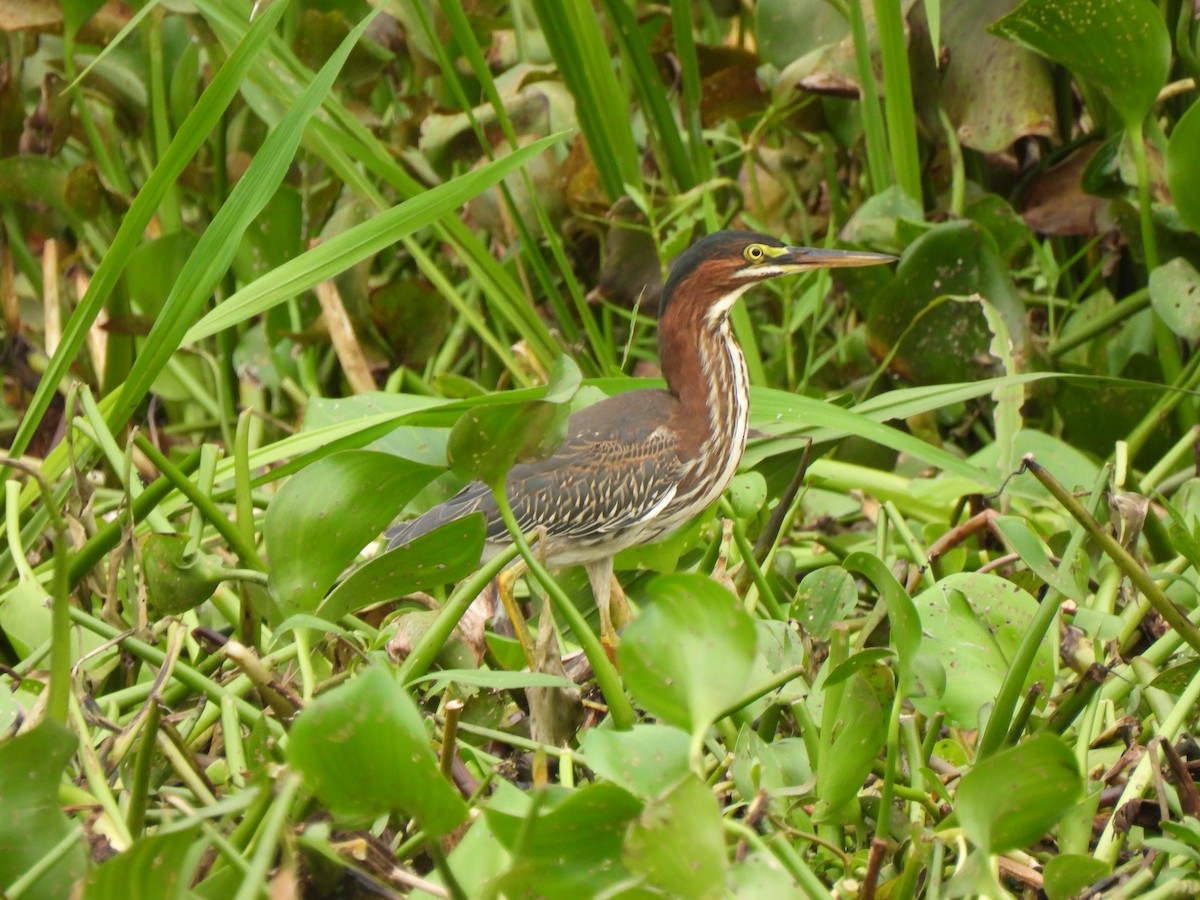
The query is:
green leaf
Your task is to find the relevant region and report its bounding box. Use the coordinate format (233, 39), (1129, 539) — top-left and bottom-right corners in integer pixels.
(108, 8), (380, 432)
(141, 533), (228, 616)
(0, 722), (87, 900)
(823, 648), (897, 688)
(83, 826), (202, 900)
(866, 221), (1026, 386)
(992, 515), (1083, 602)
(487, 783), (642, 897)
(909, 572), (1054, 729)
(815, 663), (893, 815)
(989, 0), (1170, 128)
(578, 725), (693, 798)
(1150, 257), (1200, 340)
(623, 774), (726, 900)
(956, 733), (1082, 853)
(317, 515), (486, 621)
(265, 450), (442, 618)
(1042, 854), (1112, 900)
(843, 552), (921, 676)
(1167, 99), (1200, 234)
(183, 132), (566, 344)
(286, 667), (468, 834)
(791, 566), (858, 642)
(618, 574), (757, 734)
(10, 0), (290, 457)
(446, 355), (580, 488)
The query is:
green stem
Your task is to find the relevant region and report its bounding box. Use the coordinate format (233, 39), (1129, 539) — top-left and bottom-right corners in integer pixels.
(133, 433), (264, 570)
(68, 607), (285, 738)
(1025, 458), (1200, 655)
(397, 545), (521, 684)
(489, 490), (636, 731)
(976, 463), (1109, 758)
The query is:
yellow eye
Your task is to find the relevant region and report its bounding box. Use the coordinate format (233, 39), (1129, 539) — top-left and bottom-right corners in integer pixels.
(745, 244), (765, 262)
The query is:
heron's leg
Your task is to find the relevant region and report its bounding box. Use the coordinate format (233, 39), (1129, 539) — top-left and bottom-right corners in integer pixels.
(608, 572), (632, 631)
(586, 557), (627, 660)
(496, 558), (536, 669)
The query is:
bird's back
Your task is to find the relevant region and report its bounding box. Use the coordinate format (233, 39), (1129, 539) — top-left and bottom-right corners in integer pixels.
(385, 387), (699, 561)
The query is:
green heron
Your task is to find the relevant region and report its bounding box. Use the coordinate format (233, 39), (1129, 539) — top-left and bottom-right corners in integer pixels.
(386, 230), (894, 648)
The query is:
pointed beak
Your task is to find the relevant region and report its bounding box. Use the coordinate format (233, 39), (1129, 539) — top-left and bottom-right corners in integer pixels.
(778, 246), (897, 270)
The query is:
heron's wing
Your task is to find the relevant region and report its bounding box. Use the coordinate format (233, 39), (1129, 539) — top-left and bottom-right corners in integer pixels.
(385, 389), (684, 548)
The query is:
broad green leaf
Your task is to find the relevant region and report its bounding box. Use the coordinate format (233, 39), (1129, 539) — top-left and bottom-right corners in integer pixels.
(729, 852), (805, 898)
(844, 552), (921, 675)
(815, 663), (893, 815)
(792, 566), (859, 642)
(1167, 99), (1200, 234)
(286, 667), (467, 834)
(487, 783), (642, 897)
(940, 0), (1055, 154)
(623, 774), (726, 900)
(578, 725), (693, 799)
(82, 826), (202, 900)
(141, 532), (229, 616)
(1042, 854), (1112, 900)
(990, 0), (1169, 129)
(957, 733), (1082, 852)
(731, 729), (812, 802)
(823, 648), (897, 687)
(109, 8), (380, 432)
(618, 574), (757, 734)
(866, 221), (1026, 386)
(909, 572), (1054, 728)
(0, 722), (87, 900)
(992, 515), (1084, 602)
(446, 355), (581, 488)
(265, 450), (442, 618)
(317, 515), (486, 621)
(9, 0), (290, 457)
(1150, 257), (1200, 340)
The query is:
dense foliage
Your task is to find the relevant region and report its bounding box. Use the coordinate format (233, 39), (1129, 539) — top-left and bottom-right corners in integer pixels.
(3, 0), (1200, 896)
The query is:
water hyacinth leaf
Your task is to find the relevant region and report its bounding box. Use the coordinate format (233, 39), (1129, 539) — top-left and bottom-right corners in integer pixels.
(992, 515), (1084, 603)
(578, 725), (693, 799)
(0, 722), (87, 900)
(989, 0), (1169, 129)
(83, 826), (202, 900)
(623, 774), (726, 900)
(446, 355), (581, 488)
(618, 574), (757, 734)
(286, 667), (467, 834)
(909, 571), (1053, 728)
(1149, 257), (1200, 340)
(957, 733), (1082, 853)
(866, 221), (1025, 386)
(844, 551), (921, 673)
(265, 450), (442, 618)
(1042, 854), (1113, 900)
(1166, 99), (1200, 234)
(792, 566), (858, 641)
(816, 663), (893, 815)
(940, 0), (1056, 154)
(316, 514), (486, 621)
(487, 783), (643, 897)
(141, 532), (229, 616)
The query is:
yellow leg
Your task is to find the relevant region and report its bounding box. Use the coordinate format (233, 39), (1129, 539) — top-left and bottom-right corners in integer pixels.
(497, 559), (537, 670)
(586, 558), (630, 661)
